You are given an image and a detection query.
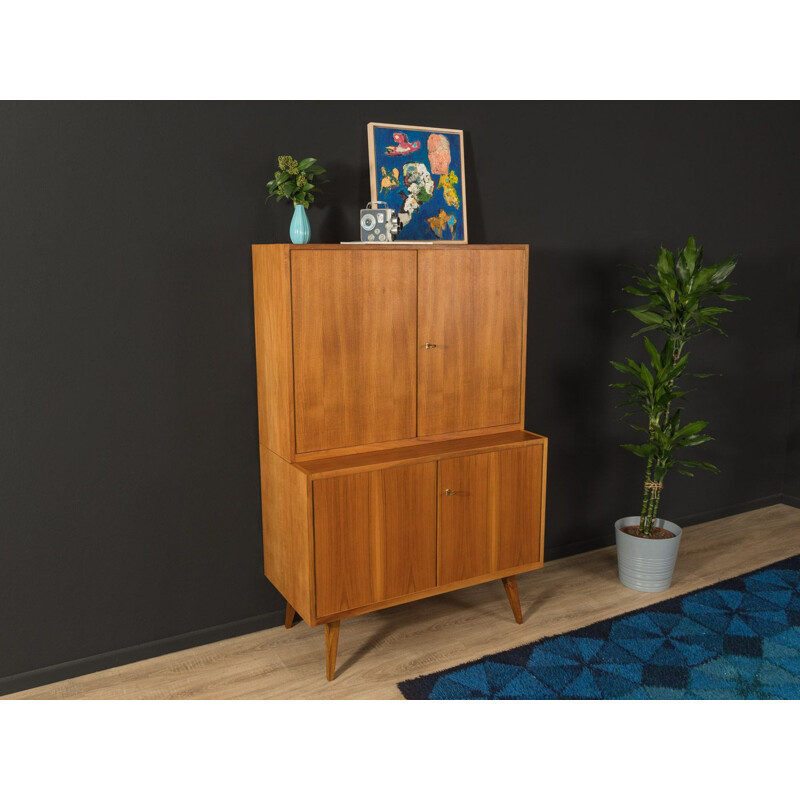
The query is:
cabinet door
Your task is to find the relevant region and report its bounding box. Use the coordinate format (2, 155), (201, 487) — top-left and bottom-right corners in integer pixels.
(313, 462), (437, 617)
(437, 445), (543, 585)
(418, 249), (526, 436)
(292, 250), (417, 454)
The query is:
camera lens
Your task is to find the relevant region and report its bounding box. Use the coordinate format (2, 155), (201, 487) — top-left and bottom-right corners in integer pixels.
(361, 214), (376, 231)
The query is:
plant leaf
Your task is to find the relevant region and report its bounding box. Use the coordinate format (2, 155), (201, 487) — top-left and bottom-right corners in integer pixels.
(629, 309), (663, 325)
(621, 443), (657, 458)
(676, 420), (709, 438)
(643, 337), (661, 370)
(678, 459), (720, 473)
(710, 258), (738, 284)
(631, 323), (662, 337)
(657, 247), (676, 283)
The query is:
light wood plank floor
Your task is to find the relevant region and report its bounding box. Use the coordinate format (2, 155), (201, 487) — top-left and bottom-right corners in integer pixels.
(7, 504), (800, 700)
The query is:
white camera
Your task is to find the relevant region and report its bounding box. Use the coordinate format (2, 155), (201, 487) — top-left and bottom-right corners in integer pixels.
(360, 200), (403, 242)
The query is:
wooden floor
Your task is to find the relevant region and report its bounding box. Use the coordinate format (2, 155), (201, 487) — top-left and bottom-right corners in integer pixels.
(8, 504), (800, 700)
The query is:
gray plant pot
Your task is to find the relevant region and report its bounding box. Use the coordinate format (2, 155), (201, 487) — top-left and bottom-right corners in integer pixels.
(614, 516), (683, 592)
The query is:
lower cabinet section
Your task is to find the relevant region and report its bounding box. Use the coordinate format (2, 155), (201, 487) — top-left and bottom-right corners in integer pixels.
(260, 431), (547, 679)
(312, 441), (545, 618)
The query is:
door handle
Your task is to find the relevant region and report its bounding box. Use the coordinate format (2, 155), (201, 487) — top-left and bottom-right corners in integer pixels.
(445, 488), (457, 496)
(425, 342), (437, 349)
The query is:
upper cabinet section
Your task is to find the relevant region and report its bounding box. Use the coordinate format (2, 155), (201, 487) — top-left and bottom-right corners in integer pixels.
(252, 245), (529, 461)
(291, 249), (417, 454)
(417, 248), (526, 436)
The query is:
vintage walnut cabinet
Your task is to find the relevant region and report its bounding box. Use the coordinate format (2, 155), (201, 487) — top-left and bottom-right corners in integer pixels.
(252, 244), (547, 679)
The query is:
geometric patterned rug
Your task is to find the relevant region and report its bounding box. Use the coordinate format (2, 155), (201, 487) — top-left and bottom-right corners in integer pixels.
(398, 554), (800, 699)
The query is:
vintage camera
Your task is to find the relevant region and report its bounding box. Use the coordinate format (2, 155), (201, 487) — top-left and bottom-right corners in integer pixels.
(360, 200), (403, 242)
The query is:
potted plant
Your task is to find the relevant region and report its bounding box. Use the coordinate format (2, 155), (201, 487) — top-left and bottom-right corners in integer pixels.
(610, 236), (746, 591)
(265, 155), (327, 244)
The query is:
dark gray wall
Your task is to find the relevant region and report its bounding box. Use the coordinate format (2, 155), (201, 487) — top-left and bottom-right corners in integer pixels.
(785, 307), (800, 500)
(1, 101), (798, 693)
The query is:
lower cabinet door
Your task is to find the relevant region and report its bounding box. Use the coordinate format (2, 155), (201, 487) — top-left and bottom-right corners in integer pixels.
(313, 462), (437, 617)
(437, 444), (544, 585)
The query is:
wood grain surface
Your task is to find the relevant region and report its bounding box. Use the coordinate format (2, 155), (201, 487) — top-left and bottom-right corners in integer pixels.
(313, 463), (437, 618)
(7, 504), (800, 699)
(291, 248), (417, 453)
(291, 423), (526, 464)
(437, 452), (493, 583)
(417, 248), (526, 436)
(297, 430), (544, 478)
(324, 621), (340, 681)
(437, 444), (544, 585)
(375, 463), (438, 601)
(270, 244), (529, 251)
(312, 472), (373, 617)
(252, 245), (295, 460)
(495, 445), (543, 571)
(259, 447), (313, 622)
(501, 575), (524, 624)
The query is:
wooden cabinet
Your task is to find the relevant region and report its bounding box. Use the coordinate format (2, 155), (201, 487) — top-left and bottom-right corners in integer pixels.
(253, 244), (547, 680)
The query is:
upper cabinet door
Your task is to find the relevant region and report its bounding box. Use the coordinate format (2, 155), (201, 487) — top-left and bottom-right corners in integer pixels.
(292, 250), (417, 454)
(418, 249), (526, 436)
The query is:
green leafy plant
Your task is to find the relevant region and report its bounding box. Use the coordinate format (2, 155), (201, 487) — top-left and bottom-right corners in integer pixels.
(266, 155), (327, 209)
(611, 236), (747, 536)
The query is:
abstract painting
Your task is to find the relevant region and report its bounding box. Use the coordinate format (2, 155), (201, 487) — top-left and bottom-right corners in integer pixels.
(367, 122), (467, 243)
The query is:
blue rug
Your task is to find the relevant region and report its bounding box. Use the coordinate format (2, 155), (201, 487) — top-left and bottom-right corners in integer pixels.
(398, 554), (800, 699)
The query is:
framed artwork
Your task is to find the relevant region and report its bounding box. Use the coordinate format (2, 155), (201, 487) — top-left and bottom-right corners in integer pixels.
(367, 122), (467, 243)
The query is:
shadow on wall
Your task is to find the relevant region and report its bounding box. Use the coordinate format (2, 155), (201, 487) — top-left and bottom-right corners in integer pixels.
(528, 247), (646, 557)
(258, 159), (365, 246)
(462, 134), (485, 243)
(315, 160), (366, 244)
(785, 299), (800, 498)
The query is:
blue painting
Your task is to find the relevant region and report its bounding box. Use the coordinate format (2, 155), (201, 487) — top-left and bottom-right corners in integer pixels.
(368, 123), (467, 243)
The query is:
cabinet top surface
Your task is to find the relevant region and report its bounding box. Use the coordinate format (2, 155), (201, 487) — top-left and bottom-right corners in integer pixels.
(252, 243), (529, 251)
(290, 430), (546, 478)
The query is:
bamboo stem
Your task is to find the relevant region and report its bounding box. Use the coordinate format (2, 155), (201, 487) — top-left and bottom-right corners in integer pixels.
(651, 481), (663, 526)
(643, 490), (653, 535)
(640, 457), (653, 528)
(643, 475), (661, 535)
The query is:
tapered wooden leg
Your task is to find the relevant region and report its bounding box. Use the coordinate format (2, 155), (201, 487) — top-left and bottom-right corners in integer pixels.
(284, 602), (296, 629)
(324, 621), (340, 681)
(502, 576), (523, 624)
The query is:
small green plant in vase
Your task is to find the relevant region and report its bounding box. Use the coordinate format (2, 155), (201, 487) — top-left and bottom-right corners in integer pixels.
(266, 155), (327, 244)
(610, 236), (747, 590)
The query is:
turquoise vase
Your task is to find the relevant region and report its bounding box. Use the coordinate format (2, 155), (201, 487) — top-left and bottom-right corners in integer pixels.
(290, 203), (311, 244)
